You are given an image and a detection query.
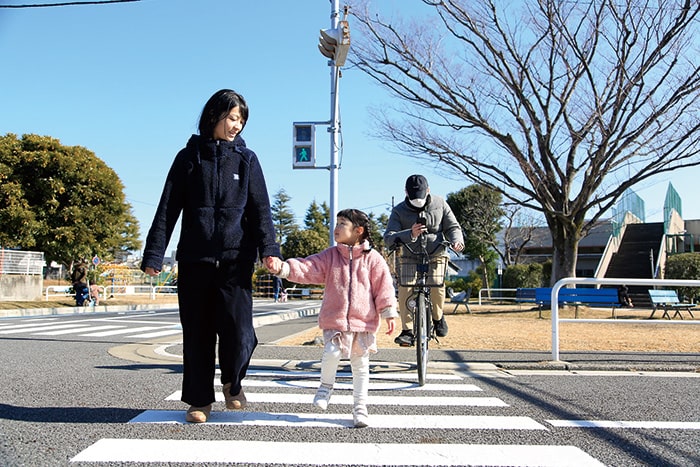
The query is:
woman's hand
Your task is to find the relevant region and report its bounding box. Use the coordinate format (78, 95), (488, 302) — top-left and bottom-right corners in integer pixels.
(264, 256), (282, 275)
(144, 266), (160, 277)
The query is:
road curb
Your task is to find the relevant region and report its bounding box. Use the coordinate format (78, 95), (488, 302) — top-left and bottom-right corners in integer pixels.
(0, 303), (179, 318)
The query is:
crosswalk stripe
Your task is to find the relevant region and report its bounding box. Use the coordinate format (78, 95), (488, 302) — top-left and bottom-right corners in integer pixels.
(35, 325), (123, 336)
(130, 329), (182, 338)
(245, 368), (463, 380)
(75, 439), (603, 466)
(165, 390), (507, 406)
(0, 319), (82, 330)
(0, 317), (179, 339)
(241, 379), (483, 391)
(0, 319), (60, 328)
(129, 410), (546, 429)
(0, 323), (91, 334)
(548, 420), (700, 429)
(71, 439), (604, 466)
(79, 326), (163, 337)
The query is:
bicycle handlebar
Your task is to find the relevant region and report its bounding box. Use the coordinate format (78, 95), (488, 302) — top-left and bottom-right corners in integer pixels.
(391, 236), (453, 258)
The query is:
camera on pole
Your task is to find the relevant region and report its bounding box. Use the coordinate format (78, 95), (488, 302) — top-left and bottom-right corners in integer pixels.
(318, 20), (350, 67)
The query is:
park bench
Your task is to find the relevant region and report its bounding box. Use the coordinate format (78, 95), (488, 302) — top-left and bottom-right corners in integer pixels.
(532, 287), (621, 319)
(284, 286), (324, 300)
(648, 289), (696, 320)
(515, 288), (537, 304)
(448, 287), (472, 313)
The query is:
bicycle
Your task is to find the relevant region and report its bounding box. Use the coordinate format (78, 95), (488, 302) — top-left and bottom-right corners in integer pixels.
(394, 237), (450, 386)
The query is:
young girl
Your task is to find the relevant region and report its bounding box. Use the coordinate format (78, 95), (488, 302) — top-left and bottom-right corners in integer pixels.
(267, 209), (397, 427)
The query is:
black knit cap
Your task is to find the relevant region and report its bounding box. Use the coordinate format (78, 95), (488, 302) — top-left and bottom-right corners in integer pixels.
(405, 174), (428, 199)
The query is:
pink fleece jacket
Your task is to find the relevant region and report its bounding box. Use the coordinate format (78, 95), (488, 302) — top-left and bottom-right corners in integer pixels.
(279, 241), (397, 333)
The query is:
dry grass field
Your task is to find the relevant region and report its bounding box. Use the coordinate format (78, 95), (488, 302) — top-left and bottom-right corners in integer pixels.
(277, 304), (700, 353)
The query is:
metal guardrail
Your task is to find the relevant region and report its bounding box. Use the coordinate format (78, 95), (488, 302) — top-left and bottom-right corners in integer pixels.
(284, 287), (324, 299)
(44, 285), (75, 299)
(550, 277), (700, 361)
(0, 249), (44, 275)
(477, 288), (517, 305)
(44, 285), (177, 301)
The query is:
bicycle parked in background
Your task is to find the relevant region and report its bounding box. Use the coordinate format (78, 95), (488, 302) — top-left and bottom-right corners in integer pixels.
(393, 237), (450, 386)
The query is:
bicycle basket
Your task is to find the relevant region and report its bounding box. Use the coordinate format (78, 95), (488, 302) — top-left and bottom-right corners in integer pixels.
(395, 253), (448, 287)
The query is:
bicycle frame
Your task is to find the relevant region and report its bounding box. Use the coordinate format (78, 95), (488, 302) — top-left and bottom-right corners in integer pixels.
(394, 237), (449, 386)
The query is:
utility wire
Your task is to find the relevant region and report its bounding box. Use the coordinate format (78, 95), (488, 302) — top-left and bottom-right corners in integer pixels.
(0, 0), (139, 8)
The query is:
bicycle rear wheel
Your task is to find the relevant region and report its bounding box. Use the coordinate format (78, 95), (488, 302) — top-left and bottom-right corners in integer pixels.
(415, 290), (429, 386)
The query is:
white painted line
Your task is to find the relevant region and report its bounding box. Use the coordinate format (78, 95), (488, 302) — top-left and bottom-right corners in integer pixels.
(245, 368), (462, 380)
(79, 326), (162, 337)
(129, 410), (546, 429)
(0, 319), (86, 330)
(241, 379), (483, 391)
(35, 325), (123, 336)
(72, 439), (600, 465)
(507, 370), (700, 378)
(165, 391), (507, 407)
(548, 420), (700, 429)
(154, 344), (180, 358)
(0, 323), (94, 334)
(130, 329), (183, 338)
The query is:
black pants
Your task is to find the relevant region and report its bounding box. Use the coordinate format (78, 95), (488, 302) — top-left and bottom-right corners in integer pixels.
(177, 261), (257, 407)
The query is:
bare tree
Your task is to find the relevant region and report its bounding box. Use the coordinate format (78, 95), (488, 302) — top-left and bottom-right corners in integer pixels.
(500, 204), (539, 266)
(349, 0), (700, 283)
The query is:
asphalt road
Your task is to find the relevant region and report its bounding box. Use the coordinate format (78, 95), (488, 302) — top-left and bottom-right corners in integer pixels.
(0, 303), (698, 466)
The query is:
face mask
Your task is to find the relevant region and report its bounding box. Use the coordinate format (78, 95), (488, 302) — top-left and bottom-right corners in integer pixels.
(409, 198), (427, 209)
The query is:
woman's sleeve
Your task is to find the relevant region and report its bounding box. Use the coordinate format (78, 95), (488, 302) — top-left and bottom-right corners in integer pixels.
(141, 152), (187, 272)
(246, 152), (282, 259)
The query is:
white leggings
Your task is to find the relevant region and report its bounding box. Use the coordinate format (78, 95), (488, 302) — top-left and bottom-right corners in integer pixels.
(320, 339), (370, 408)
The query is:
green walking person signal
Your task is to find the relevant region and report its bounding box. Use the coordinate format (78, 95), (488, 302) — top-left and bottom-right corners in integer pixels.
(293, 122), (316, 169)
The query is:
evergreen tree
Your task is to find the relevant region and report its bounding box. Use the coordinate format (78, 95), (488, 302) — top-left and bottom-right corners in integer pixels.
(271, 188), (297, 244)
(304, 200), (330, 243)
(0, 133), (141, 268)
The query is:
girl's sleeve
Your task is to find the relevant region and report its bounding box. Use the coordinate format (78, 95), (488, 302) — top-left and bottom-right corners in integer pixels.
(371, 252), (398, 316)
(278, 250), (329, 285)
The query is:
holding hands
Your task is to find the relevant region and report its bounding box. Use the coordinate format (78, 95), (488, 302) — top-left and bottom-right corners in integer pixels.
(264, 256), (283, 275)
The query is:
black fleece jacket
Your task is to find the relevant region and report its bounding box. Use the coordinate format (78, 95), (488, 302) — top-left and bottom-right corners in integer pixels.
(141, 134), (281, 271)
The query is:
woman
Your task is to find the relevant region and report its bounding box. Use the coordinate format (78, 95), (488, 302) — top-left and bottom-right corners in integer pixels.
(141, 89), (281, 423)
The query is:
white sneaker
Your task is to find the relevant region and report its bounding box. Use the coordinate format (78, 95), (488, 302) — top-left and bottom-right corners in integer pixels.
(313, 385), (333, 411)
(353, 405), (369, 428)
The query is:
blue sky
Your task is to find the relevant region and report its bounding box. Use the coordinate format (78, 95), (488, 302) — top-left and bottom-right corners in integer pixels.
(1, 0), (697, 253)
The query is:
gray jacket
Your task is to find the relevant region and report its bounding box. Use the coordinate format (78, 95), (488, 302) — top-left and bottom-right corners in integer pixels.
(383, 194), (464, 256)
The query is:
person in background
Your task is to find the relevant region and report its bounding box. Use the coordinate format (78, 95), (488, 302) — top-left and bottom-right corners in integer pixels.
(89, 283), (100, 306)
(617, 284), (634, 307)
(384, 175), (465, 346)
(272, 275), (283, 302)
(71, 261), (89, 306)
(141, 89), (281, 423)
(266, 209), (397, 428)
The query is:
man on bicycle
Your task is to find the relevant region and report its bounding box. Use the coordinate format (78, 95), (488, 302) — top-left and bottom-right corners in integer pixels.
(384, 175), (465, 346)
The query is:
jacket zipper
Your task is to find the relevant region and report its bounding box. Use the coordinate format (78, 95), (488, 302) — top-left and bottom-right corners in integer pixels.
(214, 141), (221, 264)
(347, 245), (353, 331)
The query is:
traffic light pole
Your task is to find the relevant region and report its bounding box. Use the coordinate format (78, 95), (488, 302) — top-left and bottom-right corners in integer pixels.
(328, 0), (341, 246)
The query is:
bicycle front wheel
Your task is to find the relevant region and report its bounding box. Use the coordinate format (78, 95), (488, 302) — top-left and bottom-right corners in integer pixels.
(415, 290), (429, 386)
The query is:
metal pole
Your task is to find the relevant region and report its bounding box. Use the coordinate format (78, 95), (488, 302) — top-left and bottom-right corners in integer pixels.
(328, 0), (340, 246)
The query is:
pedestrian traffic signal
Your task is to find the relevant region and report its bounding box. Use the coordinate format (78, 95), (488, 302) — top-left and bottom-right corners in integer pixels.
(318, 20), (350, 67)
(293, 123), (315, 169)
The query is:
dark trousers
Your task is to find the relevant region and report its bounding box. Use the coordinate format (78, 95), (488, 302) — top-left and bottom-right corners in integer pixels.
(177, 261), (257, 407)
